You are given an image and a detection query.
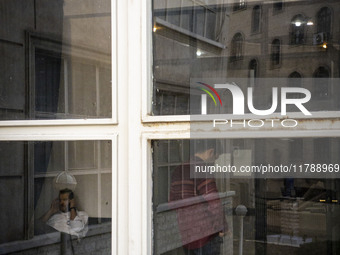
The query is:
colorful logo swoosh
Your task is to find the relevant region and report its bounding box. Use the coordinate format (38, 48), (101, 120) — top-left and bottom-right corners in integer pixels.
(197, 82), (223, 106)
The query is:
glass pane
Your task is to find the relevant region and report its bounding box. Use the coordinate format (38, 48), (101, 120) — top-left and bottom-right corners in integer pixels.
(0, 141), (26, 244)
(101, 173), (112, 219)
(167, 0), (181, 27)
(34, 141), (65, 174)
(153, 138), (340, 255)
(0, 1), (111, 120)
(0, 140), (112, 254)
(152, 0), (340, 115)
(68, 141), (97, 170)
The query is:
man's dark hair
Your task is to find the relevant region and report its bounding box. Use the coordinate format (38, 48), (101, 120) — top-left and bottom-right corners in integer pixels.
(59, 188), (73, 195)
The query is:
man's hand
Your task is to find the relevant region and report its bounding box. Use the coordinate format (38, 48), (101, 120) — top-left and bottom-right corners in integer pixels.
(50, 198), (59, 214)
(41, 198), (59, 222)
(69, 197), (75, 208)
(69, 196), (77, 221)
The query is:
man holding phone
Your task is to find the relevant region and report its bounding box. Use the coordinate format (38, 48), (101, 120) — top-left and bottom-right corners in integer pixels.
(42, 188), (88, 238)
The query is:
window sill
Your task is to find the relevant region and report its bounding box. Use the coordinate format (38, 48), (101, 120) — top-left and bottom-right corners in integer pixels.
(0, 222), (111, 254)
(143, 111), (340, 123)
(0, 118), (117, 127)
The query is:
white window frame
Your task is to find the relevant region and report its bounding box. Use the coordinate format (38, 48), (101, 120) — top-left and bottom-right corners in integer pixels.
(3, 0), (340, 254)
(143, 1), (340, 123)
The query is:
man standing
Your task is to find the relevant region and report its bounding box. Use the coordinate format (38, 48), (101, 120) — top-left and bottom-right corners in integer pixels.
(169, 140), (228, 255)
(42, 189), (88, 238)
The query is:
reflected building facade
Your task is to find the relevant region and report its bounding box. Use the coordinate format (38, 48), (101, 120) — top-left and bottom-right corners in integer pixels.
(153, 0), (340, 114)
(152, 1), (340, 255)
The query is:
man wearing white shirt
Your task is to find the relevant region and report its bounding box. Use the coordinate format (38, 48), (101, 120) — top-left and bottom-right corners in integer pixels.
(42, 189), (88, 238)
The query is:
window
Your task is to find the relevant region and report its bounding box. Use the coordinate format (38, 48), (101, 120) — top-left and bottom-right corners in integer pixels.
(152, 1), (227, 116)
(313, 66), (330, 98)
(33, 47), (111, 119)
(152, 138), (340, 254)
(249, 59), (258, 86)
(153, 0), (218, 41)
(290, 15), (305, 45)
(231, 33), (244, 60)
(289, 71), (302, 79)
(271, 39), (281, 66)
(152, 1), (340, 116)
(153, 85), (190, 115)
(233, 0), (246, 11)
(0, 140), (112, 244)
(317, 7), (331, 34)
(251, 6), (261, 33)
(0, 1), (113, 254)
(149, 2), (340, 253)
(0, 12), (111, 121)
(316, 7), (332, 40)
(273, 0), (283, 12)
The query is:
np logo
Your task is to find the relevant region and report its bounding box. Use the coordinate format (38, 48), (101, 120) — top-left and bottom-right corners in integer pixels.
(198, 82), (312, 116)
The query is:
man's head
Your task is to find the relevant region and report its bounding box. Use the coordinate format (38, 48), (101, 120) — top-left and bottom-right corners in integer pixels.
(59, 189), (74, 212)
(192, 139), (220, 162)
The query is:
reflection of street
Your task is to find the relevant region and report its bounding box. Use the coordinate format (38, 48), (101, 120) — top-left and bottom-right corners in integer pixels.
(155, 192), (234, 255)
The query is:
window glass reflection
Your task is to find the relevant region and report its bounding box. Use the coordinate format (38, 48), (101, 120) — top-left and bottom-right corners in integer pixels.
(0, 1), (111, 120)
(152, 0), (340, 115)
(0, 140), (112, 254)
(152, 138), (340, 255)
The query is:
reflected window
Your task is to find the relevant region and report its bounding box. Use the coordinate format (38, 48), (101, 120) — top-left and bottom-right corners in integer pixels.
(0, 141), (112, 245)
(153, 85), (190, 115)
(271, 39), (281, 66)
(289, 71), (302, 79)
(313, 66), (330, 98)
(316, 7), (331, 41)
(181, 0), (194, 32)
(249, 59), (258, 86)
(290, 15), (305, 45)
(233, 0), (246, 11)
(166, 0), (181, 27)
(34, 141), (112, 236)
(154, 0), (218, 41)
(152, 0), (340, 115)
(317, 7), (331, 34)
(33, 48), (111, 119)
(0, 1), (111, 121)
(231, 33), (244, 60)
(252, 6), (261, 33)
(273, 0), (283, 12)
(153, 138), (340, 255)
